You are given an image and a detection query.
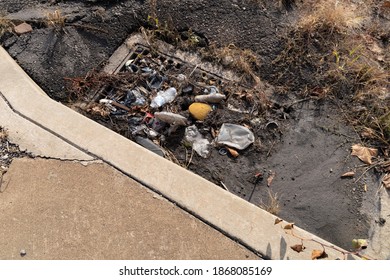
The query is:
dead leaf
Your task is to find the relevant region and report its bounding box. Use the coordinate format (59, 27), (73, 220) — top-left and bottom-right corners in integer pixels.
(382, 174), (390, 189)
(274, 218), (283, 225)
(226, 147), (239, 158)
(311, 250), (328, 260)
(267, 170), (276, 187)
(382, 1), (390, 8)
(352, 239), (368, 250)
(284, 223), (294, 230)
(341, 171), (355, 178)
(351, 144), (378, 165)
(291, 244), (305, 253)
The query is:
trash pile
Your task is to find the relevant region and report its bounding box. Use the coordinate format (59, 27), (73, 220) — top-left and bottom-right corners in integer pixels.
(88, 45), (258, 162)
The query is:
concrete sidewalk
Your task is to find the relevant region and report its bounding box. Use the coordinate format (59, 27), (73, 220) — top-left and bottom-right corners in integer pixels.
(0, 158), (257, 260)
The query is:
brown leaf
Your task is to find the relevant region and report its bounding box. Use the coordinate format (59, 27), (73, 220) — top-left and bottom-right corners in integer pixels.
(267, 170), (276, 187)
(341, 171), (355, 178)
(382, 1), (390, 8)
(226, 147), (239, 158)
(291, 244), (305, 253)
(274, 218), (283, 225)
(284, 223), (294, 230)
(382, 174), (390, 189)
(351, 144), (378, 165)
(311, 250), (328, 260)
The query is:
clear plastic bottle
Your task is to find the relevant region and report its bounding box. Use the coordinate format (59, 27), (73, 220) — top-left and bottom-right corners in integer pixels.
(150, 87), (177, 108)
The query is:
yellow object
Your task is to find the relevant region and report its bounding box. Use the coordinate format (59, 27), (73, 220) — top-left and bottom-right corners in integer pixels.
(189, 103), (212, 121)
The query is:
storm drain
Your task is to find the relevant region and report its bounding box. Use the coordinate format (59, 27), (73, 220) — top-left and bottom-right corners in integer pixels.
(78, 33), (267, 202)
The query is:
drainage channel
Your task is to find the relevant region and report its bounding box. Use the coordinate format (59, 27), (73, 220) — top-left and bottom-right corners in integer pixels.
(72, 33), (272, 205)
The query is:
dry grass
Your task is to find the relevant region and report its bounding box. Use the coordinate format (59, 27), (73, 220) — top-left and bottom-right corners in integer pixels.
(276, 0), (390, 144)
(45, 10), (65, 29)
(201, 43), (261, 87)
(0, 17), (13, 37)
(260, 189), (280, 215)
(0, 127), (8, 141)
(298, 0), (365, 35)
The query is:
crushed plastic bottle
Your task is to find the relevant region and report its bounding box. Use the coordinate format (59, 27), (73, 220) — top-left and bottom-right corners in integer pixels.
(215, 123), (255, 150)
(150, 87), (178, 108)
(154, 112), (188, 126)
(184, 125), (211, 158)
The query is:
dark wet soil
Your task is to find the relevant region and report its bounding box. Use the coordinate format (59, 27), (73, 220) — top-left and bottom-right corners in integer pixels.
(0, 0), (383, 251)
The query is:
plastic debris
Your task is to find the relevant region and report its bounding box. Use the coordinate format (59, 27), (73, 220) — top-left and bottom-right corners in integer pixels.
(154, 112), (188, 126)
(125, 60), (139, 73)
(188, 102), (212, 121)
(125, 88), (146, 106)
(135, 136), (165, 157)
(215, 123), (255, 150)
(99, 99), (130, 112)
(176, 74), (187, 82)
(150, 87), (177, 108)
(204, 86), (219, 95)
(218, 148), (228, 156)
(182, 85), (194, 94)
(141, 67), (153, 73)
(184, 125), (211, 158)
(195, 93), (226, 103)
(148, 74), (167, 90)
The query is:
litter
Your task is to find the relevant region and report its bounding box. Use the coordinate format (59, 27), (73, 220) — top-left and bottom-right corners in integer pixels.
(215, 123), (255, 150)
(154, 112), (188, 126)
(150, 87), (177, 108)
(184, 125), (211, 158)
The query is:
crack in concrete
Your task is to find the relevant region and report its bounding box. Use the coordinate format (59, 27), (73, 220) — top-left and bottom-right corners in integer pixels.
(0, 91), (97, 160)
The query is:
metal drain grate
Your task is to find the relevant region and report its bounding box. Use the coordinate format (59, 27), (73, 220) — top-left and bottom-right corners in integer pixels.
(83, 33), (258, 201)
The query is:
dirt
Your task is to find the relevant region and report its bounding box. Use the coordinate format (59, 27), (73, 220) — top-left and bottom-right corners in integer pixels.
(1, 0), (389, 254)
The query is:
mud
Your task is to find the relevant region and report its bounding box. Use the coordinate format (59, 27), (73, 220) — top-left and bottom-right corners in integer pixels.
(0, 0), (386, 253)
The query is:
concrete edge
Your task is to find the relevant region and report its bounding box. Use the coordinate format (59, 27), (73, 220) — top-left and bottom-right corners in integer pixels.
(0, 46), (360, 260)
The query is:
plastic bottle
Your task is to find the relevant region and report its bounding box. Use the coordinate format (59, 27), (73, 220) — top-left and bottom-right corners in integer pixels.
(150, 87), (177, 108)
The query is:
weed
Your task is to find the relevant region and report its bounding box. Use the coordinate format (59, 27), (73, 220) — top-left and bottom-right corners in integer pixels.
(45, 10), (65, 30)
(259, 189), (280, 215)
(298, 0), (364, 36)
(0, 17), (13, 37)
(0, 127), (8, 141)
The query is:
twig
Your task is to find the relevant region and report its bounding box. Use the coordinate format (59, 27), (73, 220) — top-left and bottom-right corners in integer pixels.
(354, 165), (376, 183)
(185, 148), (194, 169)
(189, 64), (199, 78)
(266, 140), (276, 158)
(220, 181), (229, 191)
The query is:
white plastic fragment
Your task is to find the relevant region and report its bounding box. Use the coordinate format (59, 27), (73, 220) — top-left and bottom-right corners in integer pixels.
(184, 125), (211, 158)
(215, 123), (255, 150)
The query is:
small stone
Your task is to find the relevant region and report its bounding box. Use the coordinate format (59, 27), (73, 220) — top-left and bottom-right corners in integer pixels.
(14, 23), (33, 35)
(20, 249), (26, 257)
(189, 102), (212, 121)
